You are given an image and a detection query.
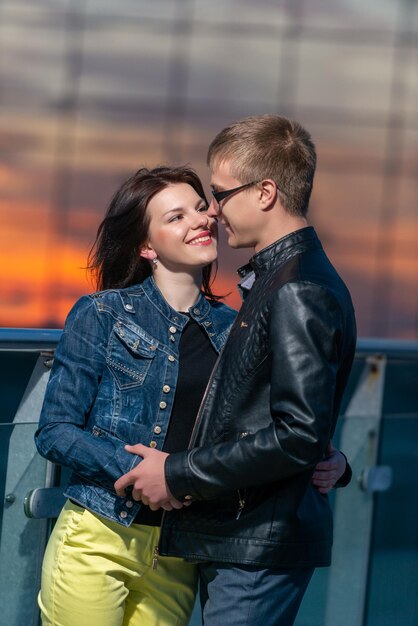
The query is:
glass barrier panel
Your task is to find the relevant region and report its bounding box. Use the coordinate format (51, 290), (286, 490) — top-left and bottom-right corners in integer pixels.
(1, 336), (417, 626)
(0, 422), (50, 626)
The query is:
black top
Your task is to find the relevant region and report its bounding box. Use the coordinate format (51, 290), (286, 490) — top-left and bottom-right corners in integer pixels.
(134, 314), (217, 525)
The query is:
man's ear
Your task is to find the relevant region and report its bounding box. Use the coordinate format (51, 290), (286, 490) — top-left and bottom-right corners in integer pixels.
(139, 243), (157, 261)
(259, 179), (278, 210)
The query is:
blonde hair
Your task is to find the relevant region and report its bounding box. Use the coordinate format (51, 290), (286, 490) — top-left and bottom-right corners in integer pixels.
(207, 114), (316, 217)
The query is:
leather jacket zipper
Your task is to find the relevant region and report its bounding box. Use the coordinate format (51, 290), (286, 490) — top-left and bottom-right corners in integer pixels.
(236, 489), (246, 520)
(236, 432), (249, 519)
(187, 347), (225, 450)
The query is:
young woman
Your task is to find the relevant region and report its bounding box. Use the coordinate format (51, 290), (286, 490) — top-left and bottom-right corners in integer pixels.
(35, 166), (348, 626)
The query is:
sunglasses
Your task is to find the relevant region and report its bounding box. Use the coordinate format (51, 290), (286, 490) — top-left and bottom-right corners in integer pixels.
(211, 181), (260, 205)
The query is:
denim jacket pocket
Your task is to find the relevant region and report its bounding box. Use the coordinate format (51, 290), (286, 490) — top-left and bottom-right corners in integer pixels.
(107, 321), (157, 390)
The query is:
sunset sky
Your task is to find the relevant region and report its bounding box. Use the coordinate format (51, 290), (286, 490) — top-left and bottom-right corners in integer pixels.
(1, 0), (417, 337)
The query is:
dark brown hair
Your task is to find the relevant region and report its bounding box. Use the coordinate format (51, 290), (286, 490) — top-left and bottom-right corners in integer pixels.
(87, 166), (220, 299)
(207, 114), (316, 217)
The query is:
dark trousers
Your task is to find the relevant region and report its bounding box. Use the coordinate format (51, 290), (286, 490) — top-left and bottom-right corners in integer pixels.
(199, 561), (314, 626)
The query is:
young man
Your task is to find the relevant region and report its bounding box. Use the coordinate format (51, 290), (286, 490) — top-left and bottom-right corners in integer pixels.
(115, 114), (357, 625)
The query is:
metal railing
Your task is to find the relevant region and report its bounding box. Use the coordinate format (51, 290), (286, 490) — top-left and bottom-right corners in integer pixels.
(1, 329), (417, 626)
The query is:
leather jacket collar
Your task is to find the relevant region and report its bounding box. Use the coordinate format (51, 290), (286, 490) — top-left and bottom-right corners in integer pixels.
(238, 226), (320, 279)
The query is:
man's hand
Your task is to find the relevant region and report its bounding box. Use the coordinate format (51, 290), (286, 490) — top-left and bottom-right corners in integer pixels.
(114, 444), (184, 511)
(312, 441), (347, 494)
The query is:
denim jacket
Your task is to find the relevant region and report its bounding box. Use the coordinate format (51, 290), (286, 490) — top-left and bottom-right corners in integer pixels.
(35, 276), (236, 526)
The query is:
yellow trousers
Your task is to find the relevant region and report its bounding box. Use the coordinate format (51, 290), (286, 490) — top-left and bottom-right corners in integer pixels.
(39, 500), (198, 626)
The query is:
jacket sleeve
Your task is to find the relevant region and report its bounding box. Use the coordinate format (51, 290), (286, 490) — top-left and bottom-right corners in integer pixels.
(165, 281), (345, 500)
(335, 452), (352, 487)
(34, 296), (140, 491)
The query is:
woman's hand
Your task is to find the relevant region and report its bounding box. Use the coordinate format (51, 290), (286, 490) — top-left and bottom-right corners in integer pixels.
(312, 441), (347, 494)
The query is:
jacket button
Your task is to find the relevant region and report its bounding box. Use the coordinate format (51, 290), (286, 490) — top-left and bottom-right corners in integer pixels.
(184, 495), (193, 501)
(125, 304), (133, 311)
(154, 425), (162, 434)
(119, 511), (128, 519)
(163, 385), (170, 393)
(168, 355), (175, 362)
(150, 345), (157, 351)
(159, 401), (167, 409)
(193, 308), (200, 315)
(125, 500), (134, 508)
(169, 326), (177, 333)
(149, 441), (157, 448)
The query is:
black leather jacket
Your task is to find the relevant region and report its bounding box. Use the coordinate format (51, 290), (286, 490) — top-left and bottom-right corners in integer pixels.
(161, 227), (357, 568)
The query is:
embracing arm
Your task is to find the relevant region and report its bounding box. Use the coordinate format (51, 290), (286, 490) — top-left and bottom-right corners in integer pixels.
(34, 297), (140, 491)
(165, 282), (347, 500)
(312, 441), (352, 493)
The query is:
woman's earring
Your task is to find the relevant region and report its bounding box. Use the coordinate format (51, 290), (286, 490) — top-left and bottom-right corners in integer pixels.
(152, 257), (158, 267)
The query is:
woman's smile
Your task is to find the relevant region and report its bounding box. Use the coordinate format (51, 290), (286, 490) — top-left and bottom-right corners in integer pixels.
(186, 230), (213, 246)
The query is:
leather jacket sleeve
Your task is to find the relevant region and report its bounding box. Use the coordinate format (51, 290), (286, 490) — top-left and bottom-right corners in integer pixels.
(165, 281), (347, 500)
(335, 452), (352, 487)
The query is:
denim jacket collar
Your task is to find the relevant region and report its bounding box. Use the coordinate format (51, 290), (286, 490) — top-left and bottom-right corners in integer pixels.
(120, 276), (213, 329)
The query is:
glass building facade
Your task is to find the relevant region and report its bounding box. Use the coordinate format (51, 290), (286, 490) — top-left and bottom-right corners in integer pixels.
(0, 0), (417, 334)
